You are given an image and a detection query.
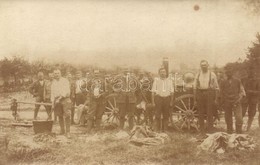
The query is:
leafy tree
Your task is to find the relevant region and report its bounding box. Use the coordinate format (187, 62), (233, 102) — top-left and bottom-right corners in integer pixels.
(0, 56), (31, 85)
(224, 33), (260, 79)
(244, 0), (260, 14)
(246, 33), (260, 77)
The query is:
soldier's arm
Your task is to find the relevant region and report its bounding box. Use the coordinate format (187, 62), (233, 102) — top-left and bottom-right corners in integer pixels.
(29, 81), (36, 96)
(212, 72), (220, 101)
(193, 74), (199, 104)
(247, 81), (260, 94)
(151, 78), (156, 106)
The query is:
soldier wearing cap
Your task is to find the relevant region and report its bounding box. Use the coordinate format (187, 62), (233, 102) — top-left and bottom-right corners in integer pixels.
(194, 60), (219, 135)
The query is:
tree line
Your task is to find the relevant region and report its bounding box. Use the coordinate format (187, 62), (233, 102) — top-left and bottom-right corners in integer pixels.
(1, 33), (260, 92)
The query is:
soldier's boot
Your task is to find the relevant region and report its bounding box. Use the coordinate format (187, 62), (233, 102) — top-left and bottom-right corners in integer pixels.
(59, 116), (65, 135)
(54, 114), (58, 123)
(86, 119), (94, 133)
(119, 118), (125, 130)
(128, 117), (134, 130)
(236, 124), (242, 134)
(246, 117), (254, 131)
(226, 124), (233, 134)
(71, 108), (75, 125)
(65, 117), (71, 138)
(46, 108), (52, 120)
(154, 118), (161, 132)
(34, 108), (39, 120)
(162, 119), (169, 132)
(95, 119), (102, 131)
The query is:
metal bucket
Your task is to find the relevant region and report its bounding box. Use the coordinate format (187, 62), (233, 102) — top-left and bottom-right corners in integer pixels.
(33, 120), (53, 134)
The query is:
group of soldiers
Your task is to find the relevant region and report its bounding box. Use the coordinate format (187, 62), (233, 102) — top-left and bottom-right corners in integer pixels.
(28, 60), (260, 138)
(194, 60), (260, 137)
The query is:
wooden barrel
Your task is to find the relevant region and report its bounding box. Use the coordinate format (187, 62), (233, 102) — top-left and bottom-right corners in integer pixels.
(33, 120), (53, 134)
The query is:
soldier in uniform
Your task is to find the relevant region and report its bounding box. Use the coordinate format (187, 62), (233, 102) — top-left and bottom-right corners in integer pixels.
(136, 72), (154, 126)
(29, 71), (52, 120)
(241, 71), (260, 131)
(220, 68), (245, 134)
(85, 69), (107, 132)
(115, 69), (138, 130)
(44, 71), (54, 120)
(66, 71), (76, 124)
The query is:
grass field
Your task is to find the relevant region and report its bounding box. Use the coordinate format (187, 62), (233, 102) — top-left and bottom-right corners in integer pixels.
(0, 117), (259, 165)
(1, 92), (260, 165)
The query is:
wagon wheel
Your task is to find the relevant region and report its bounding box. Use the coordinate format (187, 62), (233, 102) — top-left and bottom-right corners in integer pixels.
(170, 94), (199, 132)
(104, 94), (120, 126)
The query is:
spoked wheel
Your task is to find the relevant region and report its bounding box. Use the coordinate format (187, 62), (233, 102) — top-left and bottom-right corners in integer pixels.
(170, 94), (199, 132)
(104, 95), (120, 125)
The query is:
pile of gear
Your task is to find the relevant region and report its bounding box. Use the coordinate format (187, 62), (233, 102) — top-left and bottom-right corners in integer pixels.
(198, 132), (256, 153)
(129, 125), (170, 146)
(33, 133), (56, 143)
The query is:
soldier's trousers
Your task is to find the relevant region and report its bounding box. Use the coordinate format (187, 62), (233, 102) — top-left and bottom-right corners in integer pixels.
(154, 95), (170, 132)
(86, 99), (105, 131)
(118, 102), (135, 130)
(242, 100), (258, 131)
(54, 98), (72, 134)
(72, 93), (86, 124)
(196, 90), (215, 133)
(223, 102), (243, 134)
(34, 97), (52, 120)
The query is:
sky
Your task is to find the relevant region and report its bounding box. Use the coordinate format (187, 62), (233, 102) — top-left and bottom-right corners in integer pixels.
(0, 0), (259, 72)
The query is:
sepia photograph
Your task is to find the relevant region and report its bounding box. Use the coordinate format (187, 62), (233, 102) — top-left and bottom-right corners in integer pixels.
(0, 0), (260, 164)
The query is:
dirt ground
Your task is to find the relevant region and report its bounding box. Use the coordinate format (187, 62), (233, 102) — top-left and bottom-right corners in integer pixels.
(1, 92), (260, 165)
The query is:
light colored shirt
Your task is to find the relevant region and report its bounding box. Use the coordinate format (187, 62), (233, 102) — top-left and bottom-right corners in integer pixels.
(152, 77), (174, 97)
(75, 79), (83, 94)
(51, 77), (70, 102)
(39, 80), (44, 86)
(194, 71), (219, 90)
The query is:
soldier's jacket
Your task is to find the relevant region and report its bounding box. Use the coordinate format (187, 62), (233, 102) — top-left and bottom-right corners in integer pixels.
(44, 80), (52, 101)
(29, 80), (47, 99)
(86, 76), (108, 103)
(116, 91), (138, 104)
(136, 76), (153, 104)
(112, 74), (139, 104)
(241, 78), (260, 104)
(68, 79), (76, 102)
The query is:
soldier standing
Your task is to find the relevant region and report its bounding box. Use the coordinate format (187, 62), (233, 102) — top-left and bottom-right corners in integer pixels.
(116, 69), (138, 130)
(136, 72), (154, 126)
(44, 71), (54, 120)
(220, 68), (245, 134)
(151, 67), (174, 132)
(51, 69), (72, 137)
(241, 71), (260, 131)
(194, 60), (219, 134)
(85, 69), (107, 132)
(66, 71), (76, 124)
(29, 71), (52, 120)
